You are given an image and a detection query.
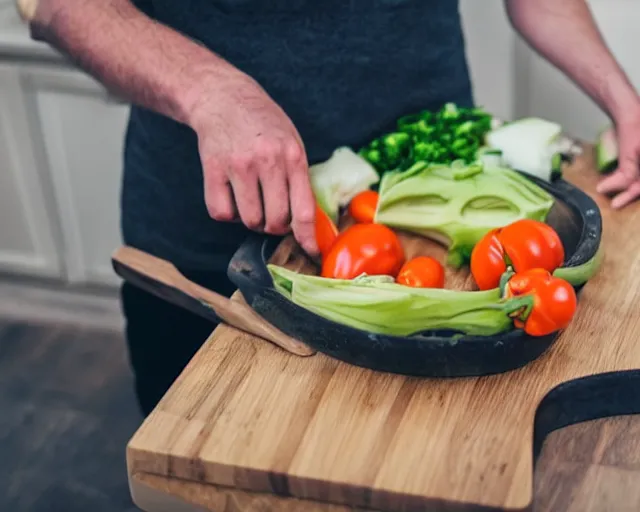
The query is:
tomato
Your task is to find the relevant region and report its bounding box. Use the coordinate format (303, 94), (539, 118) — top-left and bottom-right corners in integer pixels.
(348, 190), (379, 224)
(315, 204), (339, 258)
(396, 256), (445, 288)
(321, 223), (405, 279)
(504, 268), (577, 336)
(471, 219), (565, 291)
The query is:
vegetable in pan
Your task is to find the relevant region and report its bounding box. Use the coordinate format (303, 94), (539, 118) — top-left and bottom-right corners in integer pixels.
(396, 256), (445, 289)
(320, 223), (405, 280)
(503, 268), (577, 337)
(359, 103), (493, 175)
(315, 203), (339, 258)
(373, 160), (555, 268)
(470, 219), (565, 291)
(268, 265), (576, 337)
(309, 146), (380, 223)
(348, 190), (379, 224)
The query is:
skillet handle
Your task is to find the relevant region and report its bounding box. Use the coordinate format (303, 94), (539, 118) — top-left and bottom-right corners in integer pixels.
(227, 234), (283, 302)
(111, 246), (315, 357)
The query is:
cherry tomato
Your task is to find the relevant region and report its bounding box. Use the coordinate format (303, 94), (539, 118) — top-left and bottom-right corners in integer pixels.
(396, 256), (445, 288)
(348, 190), (379, 224)
(321, 223), (405, 279)
(471, 219), (565, 291)
(315, 204), (339, 258)
(504, 268), (577, 336)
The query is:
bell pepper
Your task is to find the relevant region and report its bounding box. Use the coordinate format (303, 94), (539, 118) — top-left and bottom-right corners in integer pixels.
(396, 256), (445, 289)
(320, 223), (405, 280)
(503, 268), (577, 336)
(315, 203), (339, 258)
(348, 190), (379, 224)
(471, 219), (565, 291)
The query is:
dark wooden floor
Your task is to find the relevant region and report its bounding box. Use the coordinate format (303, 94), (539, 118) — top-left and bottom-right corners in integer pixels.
(0, 317), (638, 512)
(0, 318), (143, 512)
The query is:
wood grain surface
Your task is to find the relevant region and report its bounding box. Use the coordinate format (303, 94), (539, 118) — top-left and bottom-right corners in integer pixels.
(127, 151), (640, 511)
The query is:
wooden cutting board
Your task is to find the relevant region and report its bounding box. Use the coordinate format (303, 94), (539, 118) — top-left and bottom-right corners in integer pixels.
(126, 151), (640, 511)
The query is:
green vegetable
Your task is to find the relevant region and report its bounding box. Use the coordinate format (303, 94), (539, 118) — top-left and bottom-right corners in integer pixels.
(595, 125), (618, 173)
(553, 244), (604, 286)
(485, 117), (567, 182)
(268, 265), (534, 337)
(373, 160), (555, 268)
(309, 147), (380, 223)
(359, 103), (494, 175)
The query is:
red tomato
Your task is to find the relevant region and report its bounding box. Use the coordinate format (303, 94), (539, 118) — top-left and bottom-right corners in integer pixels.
(471, 219), (565, 291)
(321, 223), (405, 279)
(348, 190), (379, 224)
(315, 204), (339, 258)
(396, 256), (445, 288)
(504, 268), (577, 336)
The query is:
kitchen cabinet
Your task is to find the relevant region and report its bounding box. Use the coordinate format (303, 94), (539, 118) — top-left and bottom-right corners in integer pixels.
(0, 59), (128, 287)
(0, 64), (62, 278)
(20, 66), (129, 286)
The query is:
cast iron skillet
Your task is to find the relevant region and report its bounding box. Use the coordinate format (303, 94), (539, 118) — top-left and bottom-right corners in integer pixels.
(226, 174), (602, 377)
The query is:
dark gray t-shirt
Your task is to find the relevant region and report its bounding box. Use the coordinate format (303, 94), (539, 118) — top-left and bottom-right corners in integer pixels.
(122, 0), (473, 272)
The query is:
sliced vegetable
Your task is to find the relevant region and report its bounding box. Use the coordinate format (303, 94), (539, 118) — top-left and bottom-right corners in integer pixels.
(320, 223), (405, 280)
(359, 103), (493, 175)
(348, 190), (379, 224)
(315, 203), (339, 258)
(470, 219), (565, 291)
(595, 125), (618, 173)
(485, 117), (566, 182)
(553, 244), (604, 286)
(309, 146), (380, 223)
(504, 268), (577, 336)
(396, 256), (445, 289)
(374, 160), (555, 268)
(269, 265), (535, 336)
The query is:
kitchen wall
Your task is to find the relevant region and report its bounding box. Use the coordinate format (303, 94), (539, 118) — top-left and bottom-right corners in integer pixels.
(0, 1), (638, 305)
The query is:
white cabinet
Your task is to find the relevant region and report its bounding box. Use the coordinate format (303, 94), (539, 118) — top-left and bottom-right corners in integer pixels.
(0, 59), (129, 287)
(20, 66), (130, 286)
(0, 65), (61, 278)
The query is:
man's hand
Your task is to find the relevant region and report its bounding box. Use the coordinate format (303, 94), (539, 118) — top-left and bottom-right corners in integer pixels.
(191, 77), (318, 255)
(596, 114), (640, 209)
(28, 0), (319, 254)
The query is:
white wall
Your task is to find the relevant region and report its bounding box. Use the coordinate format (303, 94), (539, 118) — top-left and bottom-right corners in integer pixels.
(460, 0), (640, 141)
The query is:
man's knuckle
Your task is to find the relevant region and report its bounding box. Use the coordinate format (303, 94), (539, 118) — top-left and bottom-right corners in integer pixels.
(285, 141), (304, 164)
(229, 152), (252, 172)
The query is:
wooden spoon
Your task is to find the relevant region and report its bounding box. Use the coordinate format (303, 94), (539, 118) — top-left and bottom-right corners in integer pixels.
(111, 246), (315, 357)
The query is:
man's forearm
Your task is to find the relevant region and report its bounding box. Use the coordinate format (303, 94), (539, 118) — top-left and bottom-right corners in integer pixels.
(505, 0), (640, 124)
(28, 0), (243, 127)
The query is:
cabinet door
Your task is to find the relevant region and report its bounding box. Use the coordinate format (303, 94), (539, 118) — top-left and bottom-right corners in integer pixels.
(0, 65), (62, 278)
(21, 66), (130, 287)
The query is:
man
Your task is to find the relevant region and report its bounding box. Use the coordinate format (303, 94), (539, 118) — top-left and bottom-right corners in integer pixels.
(22, 0), (640, 416)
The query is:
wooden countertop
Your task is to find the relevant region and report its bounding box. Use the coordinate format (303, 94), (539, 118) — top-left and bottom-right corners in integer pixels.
(126, 150), (640, 512)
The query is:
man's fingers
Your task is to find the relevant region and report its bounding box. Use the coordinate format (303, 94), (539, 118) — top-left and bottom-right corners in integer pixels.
(259, 151), (291, 236)
(204, 162), (237, 222)
(228, 156), (264, 231)
(287, 151), (319, 257)
(611, 180), (640, 209)
(597, 167), (636, 195)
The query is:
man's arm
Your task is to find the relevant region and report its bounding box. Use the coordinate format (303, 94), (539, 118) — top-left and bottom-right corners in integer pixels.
(24, 0), (243, 127)
(21, 0), (319, 254)
(505, 0), (640, 209)
(504, 0), (640, 125)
